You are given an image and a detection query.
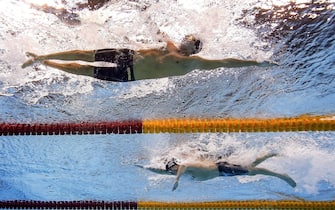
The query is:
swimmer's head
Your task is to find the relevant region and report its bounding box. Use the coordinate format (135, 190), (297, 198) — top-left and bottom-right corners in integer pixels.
(179, 34), (203, 56)
(165, 158), (180, 174)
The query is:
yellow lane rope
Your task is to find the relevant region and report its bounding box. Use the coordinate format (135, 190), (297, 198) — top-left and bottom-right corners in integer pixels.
(138, 200), (335, 209)
(143, 116), (335, 133)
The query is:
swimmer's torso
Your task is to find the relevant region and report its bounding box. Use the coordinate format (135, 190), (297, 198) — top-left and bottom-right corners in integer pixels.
(134, 49), (205, 80)
(183, 161), (249, 180)
(217, 162), (249, 176)
(182, 160), (220, 181)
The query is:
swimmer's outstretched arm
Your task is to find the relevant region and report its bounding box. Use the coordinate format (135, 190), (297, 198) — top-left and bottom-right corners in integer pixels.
(248, 167), (296, 187)
(134, 165), (171, 175)
(183, 56), (277, 69)
(135, 164), (185, 191)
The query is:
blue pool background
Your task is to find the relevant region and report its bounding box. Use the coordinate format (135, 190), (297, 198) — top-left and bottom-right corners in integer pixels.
(0, 0), (335, 201)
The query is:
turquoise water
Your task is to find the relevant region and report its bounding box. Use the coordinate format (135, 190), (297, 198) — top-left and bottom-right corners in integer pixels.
(0, 0), (335, 202)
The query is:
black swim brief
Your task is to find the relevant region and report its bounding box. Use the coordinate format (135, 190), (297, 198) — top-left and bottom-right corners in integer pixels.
(94, 48), (135, 82)
(217, 162), (249, 176)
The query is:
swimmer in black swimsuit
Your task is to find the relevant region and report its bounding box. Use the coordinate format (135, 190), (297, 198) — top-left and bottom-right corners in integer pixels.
(141, 153), (296, 191)
(22, 35), (274, 82)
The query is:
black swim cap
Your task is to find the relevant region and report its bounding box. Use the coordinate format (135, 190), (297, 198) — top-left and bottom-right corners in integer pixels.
(165, 158), (179, 173)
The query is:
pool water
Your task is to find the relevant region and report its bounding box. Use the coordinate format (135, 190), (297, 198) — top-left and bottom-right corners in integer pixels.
(0, 0), (335, 202)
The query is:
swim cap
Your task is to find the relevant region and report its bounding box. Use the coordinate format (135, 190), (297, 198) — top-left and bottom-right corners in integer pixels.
(165, 158), (179, 174)
(179, 34), (203, 56)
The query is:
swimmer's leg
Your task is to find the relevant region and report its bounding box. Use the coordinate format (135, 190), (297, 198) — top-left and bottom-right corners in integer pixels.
(250, 153), (277, 167)
(22, 58), (36, 69)
(22, 50), (95, 69)
(21, 52), (39, 68)
(37, 50), (95, 62)
(26, 52), (38, 58)
(248, 167), (296, 187)
(42, 60), (95, 77)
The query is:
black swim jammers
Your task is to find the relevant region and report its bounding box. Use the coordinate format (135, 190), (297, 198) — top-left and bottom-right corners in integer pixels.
(94, 49), (135, 82)
(217, 162), (249, 176)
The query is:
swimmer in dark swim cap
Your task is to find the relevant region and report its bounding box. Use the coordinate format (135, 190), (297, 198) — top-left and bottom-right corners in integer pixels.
(22, 34), (274, 82)
(178, 34), (203, 56)
(143, 153), (296, 191)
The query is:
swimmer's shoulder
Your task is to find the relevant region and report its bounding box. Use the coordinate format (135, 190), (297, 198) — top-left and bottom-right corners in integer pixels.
(166, 40), (179, 53)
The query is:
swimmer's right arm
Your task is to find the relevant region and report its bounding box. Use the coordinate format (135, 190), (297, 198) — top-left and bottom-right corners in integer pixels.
(172, 165), (187, 191)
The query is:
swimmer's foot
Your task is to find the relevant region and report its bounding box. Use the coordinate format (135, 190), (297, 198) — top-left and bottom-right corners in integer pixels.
(26, 52), (38, 58)
(22, 59), (35, 68)
(22, 52), (40, 69)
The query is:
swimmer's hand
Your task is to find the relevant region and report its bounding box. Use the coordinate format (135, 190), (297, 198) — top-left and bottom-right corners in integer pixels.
(172, 181), (179, 191)
(258, 60), (279, 67)
(22, 59), (34, 69)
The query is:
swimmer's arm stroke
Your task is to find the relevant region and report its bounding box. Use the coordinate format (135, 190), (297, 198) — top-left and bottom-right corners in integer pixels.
(172, 161), (217, 191)
(172, 165), (187, 191)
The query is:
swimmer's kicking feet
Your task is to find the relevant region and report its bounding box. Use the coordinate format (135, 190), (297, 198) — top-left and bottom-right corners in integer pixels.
(139, 153), (296, 191)
(22, 34), (276, 82)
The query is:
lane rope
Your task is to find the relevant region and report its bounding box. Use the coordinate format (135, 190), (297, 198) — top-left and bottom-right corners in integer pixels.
(1, 200), (334, 209)
(0, 116), (334, 135)
(143, 116), (335, 133)
(138, 200), (335, 209)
